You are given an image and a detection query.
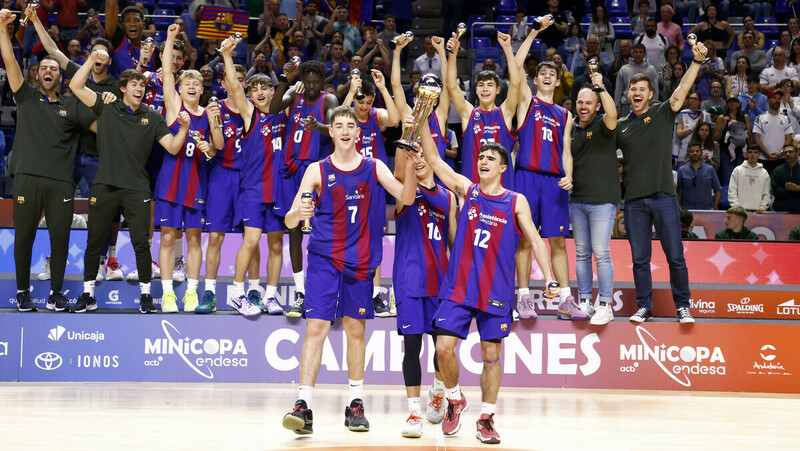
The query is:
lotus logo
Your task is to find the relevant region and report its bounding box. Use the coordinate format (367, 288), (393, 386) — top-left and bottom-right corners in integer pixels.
(48, 325), (66, 342)
(35, 352), (63, 370)
(760, 344), (777, 361)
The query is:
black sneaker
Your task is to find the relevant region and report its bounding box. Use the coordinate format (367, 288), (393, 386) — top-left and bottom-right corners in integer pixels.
(677, 307), (695, 324)
(73, 293), (97, 313)
(282, 399), (313, 435)
(16, 291), (37, 312)
(47, 291), (71, 312)
(344, 398), (370, 431)
(286, 292), (304, 318)
(629, 307), (653, 323)
(373, 294), (390, 317)
(140, 294), (157, 313)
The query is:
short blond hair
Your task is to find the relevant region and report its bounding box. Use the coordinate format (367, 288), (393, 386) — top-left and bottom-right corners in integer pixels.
(177, 69), (203, 85)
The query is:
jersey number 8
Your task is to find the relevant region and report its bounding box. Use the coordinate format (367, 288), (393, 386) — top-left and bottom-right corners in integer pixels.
(186, 142), (195, 157)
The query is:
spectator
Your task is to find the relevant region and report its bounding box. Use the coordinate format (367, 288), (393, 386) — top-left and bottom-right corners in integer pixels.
(674, 92), (711, 164)
(714, 206), (759, 240)
(740, 74), (767, 126)
(413, 36), (442, 79)
(688, 5), (734, 60)
(736, 16), (765, 51)
(725, 56), (751, 97)
(570, 68), (612, 103)
(664, 61), (689, 99)
(778, 78), (800, 135)
(657, 5), (685, 51)
(43, 0), (83, 43)
(246, 52), (277, 85)
(403, 70), (420, 105)
(731, 31), (767, 74)
(377, 13), (399, 61)
(588, 4), (615, 58)
(524, 54), (540, 95)
(788, 38), (800, 71)
(728, 144), (773, 212)
(657, 44), (680, 88)
(673, 0), (698, 23)
(564, 23), (586, 68)
(771, 143), (800, 212)
(633, 18), (668, 69)
(323, 5), (362, 54)
(790, 17), (800, 42)
(701, 80), (725, 113)
(716, 95), (752, 183)
(610, 39), (632, 90)
(766, 30), (792, 68)
(789, 225), (800, 241)
(612, 213), (626, 238)
(761, 49), (799, 95)
(677, 142), (722, 209)
(551, 53), (572, 102)
(537, 0), (568, 50)
(66, 39), (84, 65)
(258, 0), (281, 38)
(571, 34), (612, 78)
(323, 31), (354, 62)
(693, 120), (721, 169)
(631, 0), (651, 37)
(78, 9), (105, 52)
(753, 90), (792, 172)
(680, 209), (698, 238)
(614, 43), (659, 117)
(510, 11), (530, 53)
(271, 12), (291, 66)
(324, 41), (351, 95)
(694, 38), (726, 100)
(134, 1), (157, 38)
(299, 0), (328, 53)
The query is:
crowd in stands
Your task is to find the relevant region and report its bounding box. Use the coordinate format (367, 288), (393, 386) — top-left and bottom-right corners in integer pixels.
(0, 0), (798, 241)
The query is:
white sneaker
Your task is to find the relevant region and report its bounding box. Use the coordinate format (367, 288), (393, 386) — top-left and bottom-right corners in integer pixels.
(590, 303), (614, 325)
(104, 257), (124, 281)
(96, 261), (104, 282)
(426, 386), (447, 424)
(401, 411), (423, 438)
(129, 261), (161, 281)
(152, 260), (161, 279)
(227, 293), (261, 318)
(37, 256), (51, 281)
(127, 267), (139, 281)
(578, 299), (595, 317)
(173, 257), (186, 282)
(264, 296), (284, 315)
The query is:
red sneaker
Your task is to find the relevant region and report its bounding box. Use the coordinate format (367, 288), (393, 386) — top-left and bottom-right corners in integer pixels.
(442, 393), (468, 435)
(476, 413), (501, 444)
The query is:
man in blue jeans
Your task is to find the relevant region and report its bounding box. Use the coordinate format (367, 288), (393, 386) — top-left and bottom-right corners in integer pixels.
(615, 40), (710, 324)
(570, 70), (619, 325)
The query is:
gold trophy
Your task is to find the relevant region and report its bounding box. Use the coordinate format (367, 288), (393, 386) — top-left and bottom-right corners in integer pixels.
(587, 58), (600, 88)
(686, 33), (709, 62)
(217, 32), (243, 53)
(143, 36), (155, 52)
(388, 31), (414, 50)
(545, 281), (561, 299)
(394, 74), (443, 153)
(208, 96), (222, 129)
(19, 0), (40, 27)
(531, 14), (553, 31)
(446, 23), (467, 54)
(351, 68), (365, 100)
(189, 130), (211, 161)
(300, 192), (313, 232)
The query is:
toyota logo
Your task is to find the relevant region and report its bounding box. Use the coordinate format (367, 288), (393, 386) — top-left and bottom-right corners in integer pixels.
(35, 352), (63, 371)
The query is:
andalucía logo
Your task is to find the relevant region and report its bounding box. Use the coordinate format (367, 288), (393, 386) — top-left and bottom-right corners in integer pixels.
(144, 320), (248, 379)
(619, 326), (726, 387)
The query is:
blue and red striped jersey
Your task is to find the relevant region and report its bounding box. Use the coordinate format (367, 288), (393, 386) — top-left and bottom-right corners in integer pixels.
(283, 92), (330, 173)
(393, 184), (452, 297)
(439, 184), (521, 315)
(462, 107), (515, 189)
(155, 106), (210, 209)
(429, 113), (450, 161)
(355, 108), (387, 164)
(110, 35), (140, 79)
(307, 156), (384, 281)
(516, 96), (568, 176)
(239, 109), (285, 204)
(215, 99), (245, 170)
(144, 72), (165, 116)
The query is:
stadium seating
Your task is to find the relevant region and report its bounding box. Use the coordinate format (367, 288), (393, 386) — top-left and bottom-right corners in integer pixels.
(468, 14), (491, 37)
(580, 15), (591, 35)
(157, 0), (183, 10)
(154, 30), (167, 42)
(152, 8), (175, 30)
(495, 15), (515, 34)
(470, 37), (491, 49)
(776, 0), (792, 15)
(610, 16), (632, 39)
(139, 0), (156, 9)
(494, 0), (517, 15)
(756, 17), (779, 39)
(765, 39), (780, 51)
(606, 0), (629, 17)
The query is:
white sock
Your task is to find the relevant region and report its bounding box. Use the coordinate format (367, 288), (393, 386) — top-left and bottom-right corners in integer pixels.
(372, 286), (381, 298)
(84, 281), (95, 296)
(348, 379), (364, 403)
(560, 287), (572, 302)
(433, 377), (445, 392)
(174, 237), (184, 260)
(162, 279), (173, 293)
(518, 287), (530, 300)
(50, 289), (53, 295)
(205, 279), (216, 294)
(148, 238), (152, 248)
(140, 282), (151, 295)
(265, 284), (277, 299)
(298, 385), (314, 408)
(248, 278), (260, 293)
(17, 289), (24, 294)
(445, 384), (462, 401)
(232, 281), (245, 298)
(408, 397), (421, 413)
(293, 271), (305, 294)
(108, 245), (116, 259)
(481, 402), (496, 416)
(187, 278), (198, 291)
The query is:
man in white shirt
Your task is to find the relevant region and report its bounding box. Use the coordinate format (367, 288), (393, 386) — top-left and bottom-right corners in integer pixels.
(759, 47), (799, 93)
(728, 145), (773, 212)
(753, 89), (793, 172)
(673, 92), (711, 164)
(413, 37), (442, 79)
(633, 18), (668, 69)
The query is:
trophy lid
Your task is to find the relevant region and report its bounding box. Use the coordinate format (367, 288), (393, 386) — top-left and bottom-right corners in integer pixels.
(420, 74), (442, 91)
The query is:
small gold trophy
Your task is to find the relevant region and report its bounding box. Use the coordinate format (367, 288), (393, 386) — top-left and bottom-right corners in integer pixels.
(300, 192), (313, 232)
(351, 69), (365, 100)
(687, 33), (709, 62)
(388, 31), (414, 50)
(446, 23), (467, 54)
(208, 97), (222, 129)
(189, 130), (211, 161)
(587, 58), (601, 88)
(217, 32), (244, 53)
(19, 0), (40, 27)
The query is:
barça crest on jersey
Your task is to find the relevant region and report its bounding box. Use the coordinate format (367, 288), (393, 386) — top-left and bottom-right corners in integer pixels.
(16, 196), (24, 204)
(643, 116), (651, 124)
(474, 111), (481, 120)
(359, 308), (366, 315)
(328, 173), (336, 182)
(224, 113), (230, 120)
(90, 197), (97, 205)
(471, 188), (479, 198)
(468, 206), (478, 220)
(586, 131), (592, 139)
(141, 118), (149, 125)
(501, 323), (508, 331)
(58, 109), (67, 117)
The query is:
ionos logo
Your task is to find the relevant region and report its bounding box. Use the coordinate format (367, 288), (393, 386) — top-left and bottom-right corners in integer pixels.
(689, 298), (715, 314)
(727, 297), (764, 315)
(35, 352), (63, 370)
(0, 341), (7, 356)
(48, 325), (105, 342)
(749, 344), (791, 375)
(144, 320), (248, 379)
(777, 299), (800, 316)
(619, 326), (726, 387)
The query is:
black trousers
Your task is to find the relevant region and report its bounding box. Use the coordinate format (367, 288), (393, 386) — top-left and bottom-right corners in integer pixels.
(13, 174), (74, 292)
(84, 184), (152, 284)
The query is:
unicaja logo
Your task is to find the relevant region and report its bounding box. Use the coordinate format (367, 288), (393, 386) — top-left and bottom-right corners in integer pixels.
(49, 326), (66, 341)
(35, 352), (63, 370)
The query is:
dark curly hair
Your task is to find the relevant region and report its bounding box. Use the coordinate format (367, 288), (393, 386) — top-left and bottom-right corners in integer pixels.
(299, 60), (326, 79)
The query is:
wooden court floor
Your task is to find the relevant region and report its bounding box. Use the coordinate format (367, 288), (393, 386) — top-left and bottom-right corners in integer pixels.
(2, 382), (798, 450)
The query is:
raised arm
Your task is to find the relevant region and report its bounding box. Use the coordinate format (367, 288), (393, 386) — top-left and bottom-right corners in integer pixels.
(417, 115), (471, 199)
(342, 70), (360, 106)
(670, 42), (708, 112)
(430, 36), (450, 126)
(376, 155), (416, 206)
(0, 10), (22, 93)
(105, 0), (119, 40)
(445, 35), (471, 126)
(69, 49), (102, 108)
(591, 72), (618, 130)
(390, 34), (412, 116)
(515, 194), (555, 283)
(498, 31), (520, 120)
(221, 36), (255, 127)
(373, 69), (399, 127)
(158, 111), (191, 155)
(268, 60), (299, 113)
(162, 24), (182, 123)
(29, 5), (68, 68)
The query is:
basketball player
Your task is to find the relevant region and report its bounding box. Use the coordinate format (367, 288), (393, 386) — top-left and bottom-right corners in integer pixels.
(512, 20), (582, 320)
(281, 107), (417, 435)
(419, 121), (556, 444)
(343, 69), (400, 316)
(269, 59), (339, 317)
(217, 37), (286, 317)
(70, 51), (194, 313)
(391, 125), (457, 438)
(448, 31), (519, 189)
(156, 24), (224, 313)
(198, 62), (269, 313)
(104, 0), (144, 78)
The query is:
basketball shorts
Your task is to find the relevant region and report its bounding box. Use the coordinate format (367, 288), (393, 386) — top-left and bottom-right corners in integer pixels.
(434, 299), (513, 341)
(395, 284), (440, 336)
(304, 251), (374, 322)
(514, 169), (569, 238)
(205, 164), (241, 233)
(154, 198), (204, 229)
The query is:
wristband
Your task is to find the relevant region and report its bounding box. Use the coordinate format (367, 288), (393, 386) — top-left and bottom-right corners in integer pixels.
(278, 73), (288, 83)
(692, 59), (705, 65)
(593, 86), (604, 93)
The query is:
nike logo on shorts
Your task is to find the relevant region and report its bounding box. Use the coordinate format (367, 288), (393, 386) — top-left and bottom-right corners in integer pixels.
(160, 218), (167, 222)
(437, 318), (446, 322)
(305, 308), (313, 313)
(402, 324), (411, 329)
(63, 198), (71, 202)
